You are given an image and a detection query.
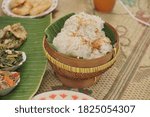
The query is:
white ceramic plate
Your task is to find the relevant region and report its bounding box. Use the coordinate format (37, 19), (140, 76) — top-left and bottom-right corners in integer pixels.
(2, 0), (58, 18)
(32, 90), (95, 100)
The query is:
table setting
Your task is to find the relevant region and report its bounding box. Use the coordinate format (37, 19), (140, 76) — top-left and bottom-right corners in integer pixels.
(0, 0), (149, 100)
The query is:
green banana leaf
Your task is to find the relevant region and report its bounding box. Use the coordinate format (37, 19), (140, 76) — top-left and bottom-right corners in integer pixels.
(0, 15), (50, 100)
(45, 13), (116, 47)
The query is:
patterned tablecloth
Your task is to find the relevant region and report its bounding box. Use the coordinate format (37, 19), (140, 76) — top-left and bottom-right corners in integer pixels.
(0, 0), (150, 100)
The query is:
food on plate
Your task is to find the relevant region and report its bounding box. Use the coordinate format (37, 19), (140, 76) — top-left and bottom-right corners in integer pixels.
(53, 12), (113, 59)
(0, 23), (27, 49)
(12, 2), (32, 16)
(0, 71), (20, 91)
(10, 0), (25, 9)
(0, 49), (24, 70)
(29, 2), (51, 16)
(10, 0), (52, 16)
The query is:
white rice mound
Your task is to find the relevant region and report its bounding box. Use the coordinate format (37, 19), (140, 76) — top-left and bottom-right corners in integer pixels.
(53, 12), (113, 59)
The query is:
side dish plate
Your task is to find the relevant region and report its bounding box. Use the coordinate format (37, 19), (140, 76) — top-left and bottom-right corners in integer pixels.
(2, 0), (58, 18)
(32, 90), (95, 100)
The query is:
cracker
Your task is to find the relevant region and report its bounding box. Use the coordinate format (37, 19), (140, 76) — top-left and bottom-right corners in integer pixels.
(10, 0), (26, 9)
(29, 0), (51, 16)
(12, 2), (32, 16)
(27, 0), (41, 7)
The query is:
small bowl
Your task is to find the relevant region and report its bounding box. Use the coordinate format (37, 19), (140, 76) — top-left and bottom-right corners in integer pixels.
(0, 51), (27, 71)
(0, 71), (20, 96)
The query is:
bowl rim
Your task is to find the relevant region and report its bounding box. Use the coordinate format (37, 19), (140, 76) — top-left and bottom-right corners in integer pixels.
(32, 90), (96, 100)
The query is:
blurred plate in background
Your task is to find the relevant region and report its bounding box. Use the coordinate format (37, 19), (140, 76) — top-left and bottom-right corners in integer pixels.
(32, 90), (95, 100)
(2, 0), (58, 18)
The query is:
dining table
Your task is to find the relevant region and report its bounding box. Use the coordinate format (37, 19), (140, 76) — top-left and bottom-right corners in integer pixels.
(0, 0), (150, 100)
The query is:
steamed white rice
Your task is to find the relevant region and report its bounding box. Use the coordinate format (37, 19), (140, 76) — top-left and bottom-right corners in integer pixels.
(53, 12), (113, 59)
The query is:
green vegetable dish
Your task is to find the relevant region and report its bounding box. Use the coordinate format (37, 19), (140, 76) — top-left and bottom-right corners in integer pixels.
(0, 49), (23, 70)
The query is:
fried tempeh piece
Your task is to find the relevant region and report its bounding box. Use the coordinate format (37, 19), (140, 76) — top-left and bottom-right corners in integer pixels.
(4, 23), (27, 40)
(1, 23), (27, 49)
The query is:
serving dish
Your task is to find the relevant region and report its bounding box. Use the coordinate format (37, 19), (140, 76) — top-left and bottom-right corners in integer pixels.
(2, 0), (58, 18)
(0, 71), (20, 96)
(0, 50), (26, 71)
(43, 13), (119, 88)
(0, 16), (49, 100)
(32, 90), (95, 100)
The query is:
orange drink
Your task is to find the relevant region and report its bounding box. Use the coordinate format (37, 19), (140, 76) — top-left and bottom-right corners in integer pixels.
(93, 0), (116, 13)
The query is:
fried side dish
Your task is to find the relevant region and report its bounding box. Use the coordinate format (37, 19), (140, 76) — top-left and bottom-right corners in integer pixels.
(10, 0), (26, 9)
(10, 0), (52, 16)
(0, 23), (27, 49)
(12, 2), (32, 16)
(0, 71), (20, 90)
(0, 49), (23, 70)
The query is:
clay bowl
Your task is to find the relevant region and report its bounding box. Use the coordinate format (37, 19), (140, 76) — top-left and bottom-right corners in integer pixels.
(43, 13), (119, 88)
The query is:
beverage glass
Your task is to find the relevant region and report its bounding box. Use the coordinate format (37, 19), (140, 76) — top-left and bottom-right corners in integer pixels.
(93, 0), (116, 13)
